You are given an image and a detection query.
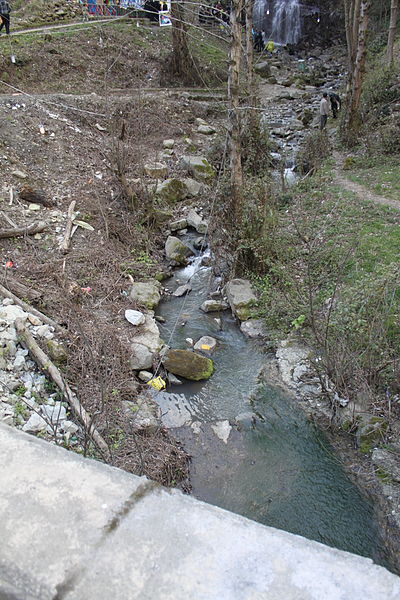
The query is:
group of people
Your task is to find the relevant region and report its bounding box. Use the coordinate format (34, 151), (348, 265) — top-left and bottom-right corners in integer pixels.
(199, 3), (229, 28)
(320, 91), (341, 130)
(252, 29), (274, 53)
(0, 0), (11, 36)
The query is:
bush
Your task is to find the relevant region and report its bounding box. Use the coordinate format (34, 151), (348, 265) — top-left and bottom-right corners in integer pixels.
(296, 131), (331, 175)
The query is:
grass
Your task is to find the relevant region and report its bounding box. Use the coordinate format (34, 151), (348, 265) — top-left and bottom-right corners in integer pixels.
(345, 156), (400, 202)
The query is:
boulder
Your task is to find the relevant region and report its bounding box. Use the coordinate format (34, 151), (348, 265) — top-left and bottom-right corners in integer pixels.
(144, 162), (168, 178)
(200, 299), (229, 313)
(130, 343), (154, 371)
(254, 61), (271, 78)
(45, 340), (68, 364)
(225, 279), (257, 321)
(125, 309), (146, 326)
(186, 209), (208, 234)
(169, 218), (188, 231)
(173, 284), (192, 297)
(165, 236), (194, 264)
(129, 315), (162, 370)
(163, 139), (175, 149)
(22, 413), (47, 433)
(182, 178), (203, 197)
(197, 124), (216, 135)
(162, 349), (214, 381)
(155, 178), (188, 203)
(240, 319), (266, 338)
(181, 156), (215, 183)
(131, 315), (162, 354)
(194, 336), (217, 353)
(129, 281), (161, 310)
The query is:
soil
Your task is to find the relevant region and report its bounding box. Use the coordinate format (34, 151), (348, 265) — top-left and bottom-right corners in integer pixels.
(0, 18), (227, 487)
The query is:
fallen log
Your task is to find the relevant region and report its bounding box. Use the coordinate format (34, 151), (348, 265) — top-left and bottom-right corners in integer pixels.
(61, 200), (76, 254)
(15, 319), (111, 462)
(0, 221), (47, 240)
(0, 284), (62, 332)
(1, 276), (42, 303)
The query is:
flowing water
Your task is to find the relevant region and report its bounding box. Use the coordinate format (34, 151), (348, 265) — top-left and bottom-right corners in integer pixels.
(155, 254), (389, 567)
(253, 0), (302, 45)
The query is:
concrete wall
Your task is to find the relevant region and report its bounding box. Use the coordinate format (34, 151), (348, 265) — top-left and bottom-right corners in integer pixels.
(1, 423), (400, 600)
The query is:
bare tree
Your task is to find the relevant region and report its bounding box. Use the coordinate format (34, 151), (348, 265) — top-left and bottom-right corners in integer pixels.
(342, 0), (370, 142)
(387, 0), (399, 66)
(170, 1), (198, 82)
(227, 0), (244, 217)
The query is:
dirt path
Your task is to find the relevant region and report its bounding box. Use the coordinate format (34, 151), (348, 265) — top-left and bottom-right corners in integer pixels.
(9, 17), (116, 38)
(332, 151), (400, 211)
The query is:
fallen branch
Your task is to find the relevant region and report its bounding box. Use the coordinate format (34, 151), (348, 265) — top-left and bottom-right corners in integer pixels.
(1, 276), (42, 303)
(61, 200), (76, 254)
(0, 283), (62, 332)
(0, 221), (47, 239)
(15, 319), (111, 462)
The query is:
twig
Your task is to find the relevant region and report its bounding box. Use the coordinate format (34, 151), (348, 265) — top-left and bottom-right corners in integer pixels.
(0, 221), (47, 239)
(1, 211), (18, 228)
(15, 319), (111, 462)
(61, 200), (76, 254)
(0, 283), (63, 332)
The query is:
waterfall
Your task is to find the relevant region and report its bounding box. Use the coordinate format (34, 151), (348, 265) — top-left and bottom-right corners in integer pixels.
(253, 0), (302, 45)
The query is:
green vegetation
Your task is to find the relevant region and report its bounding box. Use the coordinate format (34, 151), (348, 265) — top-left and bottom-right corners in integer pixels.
(346, 156), (400, 202)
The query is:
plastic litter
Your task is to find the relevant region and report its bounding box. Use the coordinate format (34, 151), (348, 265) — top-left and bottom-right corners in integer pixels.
(147, 376), (166, 391)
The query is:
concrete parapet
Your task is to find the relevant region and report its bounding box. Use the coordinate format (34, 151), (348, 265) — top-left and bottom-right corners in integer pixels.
(0, 423), (399, 599)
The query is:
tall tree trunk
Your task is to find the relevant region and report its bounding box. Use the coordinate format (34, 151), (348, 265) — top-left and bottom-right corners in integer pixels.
(245, 0), (254, 100)
(171, 1), (197, 83)
(228, 0), (244, 218)
(346, 0), (370, 140)
(387, 0), (399, 66)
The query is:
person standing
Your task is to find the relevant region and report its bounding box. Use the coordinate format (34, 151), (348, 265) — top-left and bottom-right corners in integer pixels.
(329, 92), (341, 119)
(0, 0), (11, 35)
(320, 92), (330, 130)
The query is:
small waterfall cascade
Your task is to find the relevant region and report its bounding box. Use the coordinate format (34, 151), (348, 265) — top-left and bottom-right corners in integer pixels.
(253, 0), (302, 45)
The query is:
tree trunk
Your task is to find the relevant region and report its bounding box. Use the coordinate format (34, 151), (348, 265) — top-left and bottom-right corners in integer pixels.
(387, 0), (399, 66)
(171, 1), (197, 83)
(245, 0), (254, 100)
(346, 0), (370, 141)
(228, 0), (244, 218)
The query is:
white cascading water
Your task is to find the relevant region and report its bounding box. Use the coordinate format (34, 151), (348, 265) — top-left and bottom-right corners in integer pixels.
(253, 0), (301, 45)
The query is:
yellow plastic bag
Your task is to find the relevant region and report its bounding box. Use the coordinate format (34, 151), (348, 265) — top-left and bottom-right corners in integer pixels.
(147, 376), (166, 391)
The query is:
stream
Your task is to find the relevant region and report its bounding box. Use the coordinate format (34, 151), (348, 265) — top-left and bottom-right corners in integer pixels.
(155, 250), (390, 568)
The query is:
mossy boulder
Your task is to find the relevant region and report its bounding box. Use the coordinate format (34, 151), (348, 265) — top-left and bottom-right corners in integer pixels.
(225, 278), (258, 321)
(181, 156), (215, 183)
(129, 281), (162, 310)
(162, 349), (214, 381)
(254, 61), (272, 79)
(155, 178), (189, 203)
(356, 415), (388, 454)
(165, 236), (194, 265)
(46, 340), (68, 364)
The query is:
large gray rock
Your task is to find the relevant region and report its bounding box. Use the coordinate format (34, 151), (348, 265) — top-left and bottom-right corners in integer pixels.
(130, 343), (154, 370)
(194, 336), (217, 353)
(240, 319), (266, 338)
(181, 156), (215, 183)
(125, 310), (146, 326)
(200, 299), (229, 313)
(155, 179), (189, 203)
(197, 124), (216, 135)
(144, 162), (168, 178)
(186, 209), (208, 234)
(129, 281), (161, 310)
(170, 218), (188, 232)
(165, 236), (194, 265)
(181, 178), (203, 197)
(254, 61), (271, 78)
(225, 279), (257, 321)
(162, 349), (214, 381)
(129, 315), (162, 370)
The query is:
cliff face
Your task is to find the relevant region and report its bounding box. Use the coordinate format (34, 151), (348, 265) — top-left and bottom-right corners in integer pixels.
(299, 0), (345, 48)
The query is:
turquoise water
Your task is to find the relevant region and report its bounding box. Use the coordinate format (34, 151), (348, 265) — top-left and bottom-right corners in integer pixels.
(155, 258), (389, 566)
